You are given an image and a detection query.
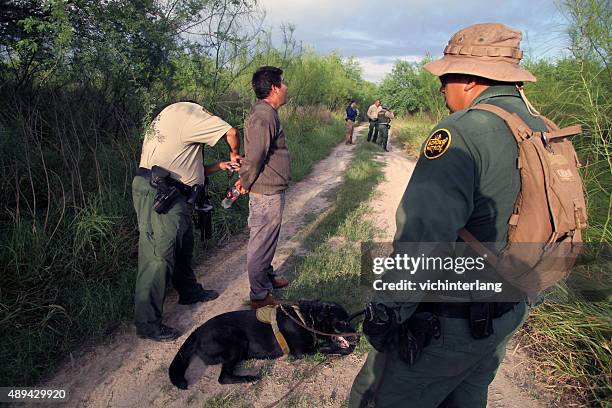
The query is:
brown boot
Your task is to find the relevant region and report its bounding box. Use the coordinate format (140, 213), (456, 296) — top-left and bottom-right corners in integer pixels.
(270, 276), (289, 289)
(250, 293), (281, 309)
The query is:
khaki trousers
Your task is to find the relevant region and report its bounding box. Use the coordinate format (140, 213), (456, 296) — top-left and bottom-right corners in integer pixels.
(345, 119), (355, 144)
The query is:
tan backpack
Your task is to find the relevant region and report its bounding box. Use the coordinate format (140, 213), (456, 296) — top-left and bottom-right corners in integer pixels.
(460, 103), (588, 294)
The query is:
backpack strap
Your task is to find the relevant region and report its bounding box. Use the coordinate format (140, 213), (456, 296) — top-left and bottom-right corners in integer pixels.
(470, 103), (533, 143)
(546, 125), (582, 140)
(460, 103), (530, 265)
(540, 113), (583, 138)
(472, 103), (582, 141)
(458, 228), (499, 266)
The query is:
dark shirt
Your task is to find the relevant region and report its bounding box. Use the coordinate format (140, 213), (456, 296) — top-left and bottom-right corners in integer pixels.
(239, 100), (291, 194)
(389, 85), (547, 320)
(395, 85), (547, 244)
(346, 105), (357, 121)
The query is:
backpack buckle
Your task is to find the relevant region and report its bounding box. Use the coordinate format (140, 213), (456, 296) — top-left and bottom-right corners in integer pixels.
(540, 132), (554, 153)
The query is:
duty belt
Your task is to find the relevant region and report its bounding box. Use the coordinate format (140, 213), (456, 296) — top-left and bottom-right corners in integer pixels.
(136, 167), (193, 196)
(416, 302), (517, 319)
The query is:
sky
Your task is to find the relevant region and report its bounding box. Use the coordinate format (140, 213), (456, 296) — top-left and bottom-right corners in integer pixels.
(257, 0), (570, 82)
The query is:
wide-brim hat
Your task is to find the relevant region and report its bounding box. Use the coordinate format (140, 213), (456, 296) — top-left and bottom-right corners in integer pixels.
(424, 23), (536, 82)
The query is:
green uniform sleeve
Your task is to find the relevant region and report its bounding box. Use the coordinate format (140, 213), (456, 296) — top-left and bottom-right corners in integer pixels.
(395, 124), (475, 243)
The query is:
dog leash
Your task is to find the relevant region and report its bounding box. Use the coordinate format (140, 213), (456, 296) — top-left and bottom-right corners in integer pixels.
(349, 309), (366, 322)
(278, 304), (363, 338)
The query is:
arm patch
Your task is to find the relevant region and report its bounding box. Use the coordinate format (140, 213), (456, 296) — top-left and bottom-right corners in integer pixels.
(424, 128), (452, 159)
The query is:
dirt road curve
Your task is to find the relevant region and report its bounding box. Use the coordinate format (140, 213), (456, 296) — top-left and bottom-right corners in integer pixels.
(39, 125), (546, 407)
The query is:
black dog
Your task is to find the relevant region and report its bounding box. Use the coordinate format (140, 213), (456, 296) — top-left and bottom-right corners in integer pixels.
(169, 300), (358, 389)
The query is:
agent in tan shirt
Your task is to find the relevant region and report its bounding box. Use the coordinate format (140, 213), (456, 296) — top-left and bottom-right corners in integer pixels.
(366, 99), (382, 143)
(133, 102), (240, 342)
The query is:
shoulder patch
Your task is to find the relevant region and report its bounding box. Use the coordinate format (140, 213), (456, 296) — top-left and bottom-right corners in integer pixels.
(424, 128), (452, 159)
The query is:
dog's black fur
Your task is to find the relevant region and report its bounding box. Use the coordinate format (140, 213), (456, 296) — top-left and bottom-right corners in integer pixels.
(169, 300), (358, 389)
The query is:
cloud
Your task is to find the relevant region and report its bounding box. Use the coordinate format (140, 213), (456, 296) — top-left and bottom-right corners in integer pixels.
(331, 29), (374, 43)
(258, 0), (568, 82)
(356, 55), (423, 82)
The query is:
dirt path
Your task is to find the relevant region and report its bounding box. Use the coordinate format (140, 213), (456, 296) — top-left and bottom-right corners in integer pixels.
(40, 125), (548, 407)
(40, 126), (366, 408)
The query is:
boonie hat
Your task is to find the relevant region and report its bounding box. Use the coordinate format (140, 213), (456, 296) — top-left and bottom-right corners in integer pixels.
(424, 23), (536, 82)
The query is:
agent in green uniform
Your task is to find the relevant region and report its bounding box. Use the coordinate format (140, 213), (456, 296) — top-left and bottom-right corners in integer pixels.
(133, 102), (241, 342)
(376, 106), (394, 151)
(349, 23), (545, 407)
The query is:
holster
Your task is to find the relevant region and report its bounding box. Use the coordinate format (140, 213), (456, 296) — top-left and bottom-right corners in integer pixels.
(191, 177), (213, 240)
(145, 166), (213, 240)
(398, 312), (441, 365)
(363, 303), (398, 353)
(150, 166), (181, 214)
(469, 303), (494, 339)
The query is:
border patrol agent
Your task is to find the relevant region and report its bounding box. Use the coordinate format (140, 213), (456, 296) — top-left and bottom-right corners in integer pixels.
(133, 102), (241, 342)
(366, 99), (381, 143)
(376, 106), (394, 152)
(349, 23), (544, 407)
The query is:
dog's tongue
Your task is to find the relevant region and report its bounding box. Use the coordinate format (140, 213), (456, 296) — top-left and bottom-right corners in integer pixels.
(335, 336), (350, 349)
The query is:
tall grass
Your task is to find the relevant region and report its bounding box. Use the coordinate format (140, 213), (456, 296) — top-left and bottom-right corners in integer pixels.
(281, 106), (345, 182)
(391, 114), (437, 157)
(516, 2), (612, 405)
(519, 301), (611, 406)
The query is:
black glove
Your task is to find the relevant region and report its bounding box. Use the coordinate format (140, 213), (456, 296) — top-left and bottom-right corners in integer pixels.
(362, 303), (398, 353)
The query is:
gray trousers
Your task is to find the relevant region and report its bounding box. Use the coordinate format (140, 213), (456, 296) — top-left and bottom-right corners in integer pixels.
(247, 192), (285, 300)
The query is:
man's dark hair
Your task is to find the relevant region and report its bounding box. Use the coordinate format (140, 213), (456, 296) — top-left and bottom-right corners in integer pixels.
(252, 66), (283, 99)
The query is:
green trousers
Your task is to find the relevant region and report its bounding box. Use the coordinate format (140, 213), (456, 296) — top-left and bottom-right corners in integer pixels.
(349, 302), (528, 408)
(367, 120), (379, 142)
(132, 176), (202, 336)
(377, 124), (389, 149)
